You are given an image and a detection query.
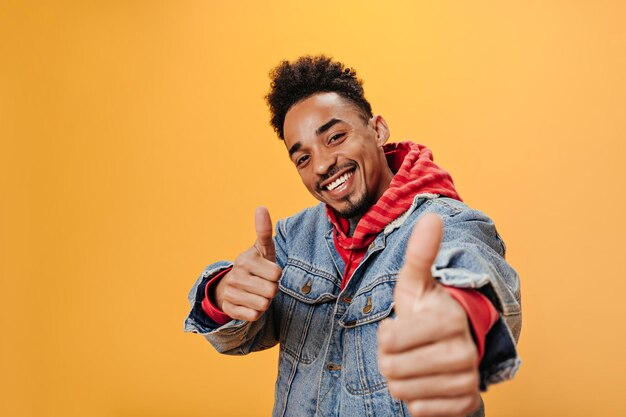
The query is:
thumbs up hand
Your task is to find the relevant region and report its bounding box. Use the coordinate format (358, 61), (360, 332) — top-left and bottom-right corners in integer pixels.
(214, 207), (282, 322)
(378, 214), (481, 417)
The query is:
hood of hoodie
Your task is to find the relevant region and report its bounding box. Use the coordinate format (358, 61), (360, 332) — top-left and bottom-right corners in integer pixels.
(325, 141), (461, 287)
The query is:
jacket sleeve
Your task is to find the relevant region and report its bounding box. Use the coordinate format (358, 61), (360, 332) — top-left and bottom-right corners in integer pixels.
(183, 220), (289, 355)
(425, 197), (522, 390)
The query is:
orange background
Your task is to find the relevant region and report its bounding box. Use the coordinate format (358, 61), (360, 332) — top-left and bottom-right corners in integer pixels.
(2, 1), (625, 416)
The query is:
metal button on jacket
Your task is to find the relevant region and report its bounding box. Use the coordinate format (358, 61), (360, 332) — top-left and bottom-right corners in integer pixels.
(363, 296), (373, 314)
(326, 363), (342, 371)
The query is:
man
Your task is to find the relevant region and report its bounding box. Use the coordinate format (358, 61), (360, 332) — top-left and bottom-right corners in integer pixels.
(185, 55), (521, 417)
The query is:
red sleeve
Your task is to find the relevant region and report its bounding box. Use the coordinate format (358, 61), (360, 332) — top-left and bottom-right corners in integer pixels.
(201, 267), (233, 326)
(442, 286), (499, 361)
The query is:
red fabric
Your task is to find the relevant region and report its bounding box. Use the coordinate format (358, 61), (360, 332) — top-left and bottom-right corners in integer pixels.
(201, 142), (498, 360)
(443, 287), (499, 361)
(327, 142), (461, 287)
(202, 268), (233, 326)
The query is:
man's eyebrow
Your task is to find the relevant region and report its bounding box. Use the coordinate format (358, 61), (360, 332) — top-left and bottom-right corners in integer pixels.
(288, 118), (344, 157)
(315, 118), (343, 136)
(288, 142), (302, 157)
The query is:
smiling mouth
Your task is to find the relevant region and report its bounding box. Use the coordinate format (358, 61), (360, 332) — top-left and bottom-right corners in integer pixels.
(325, 171), (353, 191)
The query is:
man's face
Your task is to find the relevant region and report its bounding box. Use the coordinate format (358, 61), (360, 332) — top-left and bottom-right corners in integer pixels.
(283, 92), (392, 219)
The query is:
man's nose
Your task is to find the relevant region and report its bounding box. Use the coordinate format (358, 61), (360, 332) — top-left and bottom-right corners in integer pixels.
(313, 150), (337, 176)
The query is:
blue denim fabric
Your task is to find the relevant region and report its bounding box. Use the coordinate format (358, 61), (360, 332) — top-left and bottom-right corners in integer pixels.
(185, 195), (521, 417)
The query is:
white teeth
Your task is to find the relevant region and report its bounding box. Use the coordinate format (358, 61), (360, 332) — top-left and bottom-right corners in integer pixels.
(326, 171), (352, 191)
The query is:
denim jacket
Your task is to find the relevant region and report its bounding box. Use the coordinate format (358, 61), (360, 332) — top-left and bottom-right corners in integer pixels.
(184, 195), (521, 417)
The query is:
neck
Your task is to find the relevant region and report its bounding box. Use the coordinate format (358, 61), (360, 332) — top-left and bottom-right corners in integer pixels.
(347, 217), (359, 236)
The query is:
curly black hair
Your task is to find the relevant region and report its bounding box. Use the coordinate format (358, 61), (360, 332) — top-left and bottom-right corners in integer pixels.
(265, 55), (373, 140)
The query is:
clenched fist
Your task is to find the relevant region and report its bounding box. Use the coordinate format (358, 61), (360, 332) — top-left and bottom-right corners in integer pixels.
(214, 206), (282, 322)
(378, 214), (481, 417)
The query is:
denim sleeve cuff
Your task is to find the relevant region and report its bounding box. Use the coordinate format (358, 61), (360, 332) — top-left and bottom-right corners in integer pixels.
(442, 286), (499, 361)
(201, 267), (233, 325)
(185, 262), (236, 333)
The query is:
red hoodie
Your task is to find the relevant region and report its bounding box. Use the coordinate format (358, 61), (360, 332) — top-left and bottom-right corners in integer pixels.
(203, 142), (498, 359)
(326, 142), (461, 287)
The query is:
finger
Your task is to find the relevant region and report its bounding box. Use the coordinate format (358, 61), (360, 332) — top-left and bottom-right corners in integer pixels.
(223, 287), (273, 313)
(232, 274), (279, 299)
(378, 312), (466, 354)
(406, 394), (481, 417)
(395, 213), (443, 316)
(222, 301), (263, 322)
(378, 338), (477, 379)
(255, 206), (276, 262)
(236, 252), (282, 282)
(387, 370), (479, 402)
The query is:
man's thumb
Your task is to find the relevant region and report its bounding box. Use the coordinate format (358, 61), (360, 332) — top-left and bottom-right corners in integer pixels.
(254, 206), (276, 262)
(395, 213), (443, 314)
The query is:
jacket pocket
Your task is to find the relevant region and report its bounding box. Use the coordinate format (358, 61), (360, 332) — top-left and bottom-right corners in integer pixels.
(338, 275), (396, 395)
(278, 260), (338, 364)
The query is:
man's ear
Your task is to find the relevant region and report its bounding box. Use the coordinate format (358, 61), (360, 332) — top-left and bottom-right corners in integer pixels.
(370, 115), (390, 147)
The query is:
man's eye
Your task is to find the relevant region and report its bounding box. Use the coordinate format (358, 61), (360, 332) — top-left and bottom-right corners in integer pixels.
(329, 133), (345, 143)
(296, 155), (310, 166)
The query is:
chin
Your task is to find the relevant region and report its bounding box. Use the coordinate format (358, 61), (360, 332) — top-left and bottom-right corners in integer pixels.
(333, 193), (375, 220)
